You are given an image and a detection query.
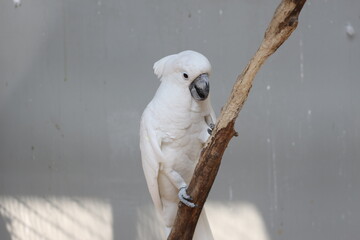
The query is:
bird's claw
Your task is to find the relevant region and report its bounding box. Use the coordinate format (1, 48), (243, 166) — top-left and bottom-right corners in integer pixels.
(178, 186), (196, 208)
(207, 123), (215, 135)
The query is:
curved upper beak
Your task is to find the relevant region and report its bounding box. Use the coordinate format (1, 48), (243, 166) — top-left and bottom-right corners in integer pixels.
(189, 73), (209, 101)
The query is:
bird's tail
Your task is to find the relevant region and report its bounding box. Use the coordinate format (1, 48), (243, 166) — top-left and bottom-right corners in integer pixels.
(193, 209), (214, 240)
(164, 209), (214, 240)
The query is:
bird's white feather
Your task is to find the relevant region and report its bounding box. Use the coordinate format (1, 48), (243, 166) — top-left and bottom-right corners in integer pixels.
(140, 50), (215, 239)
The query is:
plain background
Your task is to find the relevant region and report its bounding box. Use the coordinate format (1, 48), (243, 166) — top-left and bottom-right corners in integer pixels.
(0, 0), (359, 239)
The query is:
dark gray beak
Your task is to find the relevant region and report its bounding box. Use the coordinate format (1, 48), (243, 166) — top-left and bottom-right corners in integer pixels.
(189, 73), (209, 101)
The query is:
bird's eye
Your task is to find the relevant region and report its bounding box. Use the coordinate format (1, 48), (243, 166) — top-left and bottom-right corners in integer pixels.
(183, 73), (189, 79)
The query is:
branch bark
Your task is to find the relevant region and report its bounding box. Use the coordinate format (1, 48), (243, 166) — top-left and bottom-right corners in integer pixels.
(168, 0), (307, 239)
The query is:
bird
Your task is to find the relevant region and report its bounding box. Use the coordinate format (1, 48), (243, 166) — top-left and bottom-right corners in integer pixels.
(140, 50), (216, 239)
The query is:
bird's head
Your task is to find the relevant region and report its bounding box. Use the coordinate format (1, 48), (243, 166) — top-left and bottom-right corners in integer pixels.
(153, 50), (212, 101)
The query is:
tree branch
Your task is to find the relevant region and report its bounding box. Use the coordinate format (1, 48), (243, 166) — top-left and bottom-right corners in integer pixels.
(167, 0), (307, 239)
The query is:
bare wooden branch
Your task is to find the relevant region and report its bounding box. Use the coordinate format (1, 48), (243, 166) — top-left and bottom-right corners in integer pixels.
(168, 0), (307, 239)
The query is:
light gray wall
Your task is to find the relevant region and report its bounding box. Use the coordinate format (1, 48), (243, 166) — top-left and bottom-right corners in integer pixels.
(1, 0), (359, 239)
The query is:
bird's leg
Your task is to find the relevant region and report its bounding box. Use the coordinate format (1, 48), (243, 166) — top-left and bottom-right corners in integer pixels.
(205, 115), (215, 135)
(178, 184), (196, 208)
(207, 123), (215, 135)
(163, 168), (196, 208)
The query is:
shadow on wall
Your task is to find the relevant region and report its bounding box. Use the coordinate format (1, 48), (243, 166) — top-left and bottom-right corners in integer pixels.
(0, 213), (11, 240)
(136, 201), (270, 240)
(0, 197), (269, 240)
(0, 196), (113, 240)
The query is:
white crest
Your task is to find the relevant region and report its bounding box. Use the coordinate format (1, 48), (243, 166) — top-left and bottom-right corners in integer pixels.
(153, 54), (177, 80)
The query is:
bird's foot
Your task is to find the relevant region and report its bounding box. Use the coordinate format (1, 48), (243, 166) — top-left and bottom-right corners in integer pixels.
(207, 123), (215, 135)
(178, 186), (196, 208)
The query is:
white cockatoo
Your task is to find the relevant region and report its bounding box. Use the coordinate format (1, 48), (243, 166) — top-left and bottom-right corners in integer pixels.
(140, 50), (216, 239)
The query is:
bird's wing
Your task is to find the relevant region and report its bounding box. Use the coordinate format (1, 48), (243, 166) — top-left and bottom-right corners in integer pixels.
(140, 112), (164, 213)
